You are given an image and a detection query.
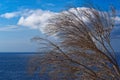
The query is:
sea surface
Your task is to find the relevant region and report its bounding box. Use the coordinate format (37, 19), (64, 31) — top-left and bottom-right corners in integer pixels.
(0, 53), (49, 80)
(0, 53), (120, 80)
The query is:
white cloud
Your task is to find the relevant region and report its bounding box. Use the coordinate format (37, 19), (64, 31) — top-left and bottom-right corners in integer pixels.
(17, 9), (57, 32)
(0, 9), (34, 19)
(0, 12), (19, 19)
(0, 9), (57, 32)
(17, 7), (95, 34)
(1, 7), (119, 33)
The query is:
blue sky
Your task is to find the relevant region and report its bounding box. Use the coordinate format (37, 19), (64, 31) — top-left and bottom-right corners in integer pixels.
(0, 0), (120, 52)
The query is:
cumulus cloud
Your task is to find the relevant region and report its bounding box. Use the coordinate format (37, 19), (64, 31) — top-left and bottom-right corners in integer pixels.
(16, 8), (93, 34)
(17, 9), (57, 32)
(0, 7), (120, 33)
(19, 7), (93, 34)
(0, 9), (57, 32)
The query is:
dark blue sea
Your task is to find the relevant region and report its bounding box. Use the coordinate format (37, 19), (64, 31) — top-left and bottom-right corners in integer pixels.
(0, 53), (120, 80)
(0, 53), (49, 80)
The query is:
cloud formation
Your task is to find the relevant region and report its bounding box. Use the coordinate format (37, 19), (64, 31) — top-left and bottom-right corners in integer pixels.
(0, 9), (57, 32)
(17, 10), (56, 31)
(0, 7), (120, 33)
(0, 12), (19, 19)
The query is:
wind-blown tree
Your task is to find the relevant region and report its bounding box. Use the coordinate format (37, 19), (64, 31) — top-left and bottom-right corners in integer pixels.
(29, 7), (120, 80)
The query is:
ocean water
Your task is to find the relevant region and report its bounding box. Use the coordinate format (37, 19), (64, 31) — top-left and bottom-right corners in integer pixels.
(0, 53), (120, 80)
(0, 53), (49, 80)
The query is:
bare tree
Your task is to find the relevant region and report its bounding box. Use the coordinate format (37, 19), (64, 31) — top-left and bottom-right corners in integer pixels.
(29, 7), (120, 80)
